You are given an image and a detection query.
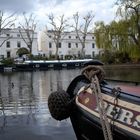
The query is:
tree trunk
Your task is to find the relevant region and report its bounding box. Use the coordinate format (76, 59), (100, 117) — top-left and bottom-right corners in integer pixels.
(55, 43), (59, 60)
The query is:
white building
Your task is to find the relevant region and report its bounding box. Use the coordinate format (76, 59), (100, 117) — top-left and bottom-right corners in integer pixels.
(0, 28), (38, 58)
(39, 30), (100, 59)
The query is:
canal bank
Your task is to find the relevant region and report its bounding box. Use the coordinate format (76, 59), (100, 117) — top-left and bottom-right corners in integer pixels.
(104, 64), (140, 69)
(103, 64), (140, 83)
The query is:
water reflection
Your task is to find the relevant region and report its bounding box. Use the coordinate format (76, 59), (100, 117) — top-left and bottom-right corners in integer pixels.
(0, 70), (80, 140)
(0, 67), (140, 139)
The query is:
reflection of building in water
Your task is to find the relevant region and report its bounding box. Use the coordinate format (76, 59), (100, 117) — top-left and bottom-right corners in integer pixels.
(38, 69), (81, 97)
(56, 70), (62, 91)
(49, 70), (65, 91)
(38, 70), (51, 99)
(0, 70), (82, 119)
(7, 76), (13, 102)
(0, 74), (16, 101)
(38, 70), (66, 99)
(38, 70), (62, 98)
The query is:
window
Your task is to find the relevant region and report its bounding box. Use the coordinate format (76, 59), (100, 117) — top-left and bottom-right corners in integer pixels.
(0, 55), (4, 59)
(49, 51), (52, 56)
(76, 36), (78, 39)
(17, 41), (21, 48)
(92, 51), (95, 57)
(17, 34), (20, 37)
(6, 41), (10, 48)
(75, 43), (78, 48)
(7, 34), (10, 37)
(69, 36), (71, 39)
(49, 42), (52, 48)
(28, 45), (31, 49)
(78, 51), (80, 57)
(68, 43), (71, 48)
(7, 51), (11, 58)
(92, 43), (95, 48)
(49, 35), (51, 38)
(59, 42), (61, 48)
(60, 55), (63, 60)
(92, 36), (94, 39)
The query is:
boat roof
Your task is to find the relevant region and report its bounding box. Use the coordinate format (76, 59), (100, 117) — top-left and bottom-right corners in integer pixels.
(101, 84), (140, 104)
(24, 59), (93, 64)
(116, 85), (140, 97)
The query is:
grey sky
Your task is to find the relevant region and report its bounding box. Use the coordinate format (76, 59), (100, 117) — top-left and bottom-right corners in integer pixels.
(39, 0), (65, 4)
(0, 0), (68, 14)
(0, 0), (38, 13)
(0, 0), (117, 30)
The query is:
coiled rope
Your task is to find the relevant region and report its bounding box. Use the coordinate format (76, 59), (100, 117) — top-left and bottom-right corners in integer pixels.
(82, 65), (113, 140)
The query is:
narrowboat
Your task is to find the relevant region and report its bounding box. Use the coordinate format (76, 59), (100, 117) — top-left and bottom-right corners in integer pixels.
(15, 59), (93, 71)
(48, 60), (140, 140)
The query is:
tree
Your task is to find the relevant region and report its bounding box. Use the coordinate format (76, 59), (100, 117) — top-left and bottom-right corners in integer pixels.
(46, 14), (69, 60)
(94, 20), (131, 51)
(72, 11), (94, 58)
(94, 21), (112, 50)
(16, 47), (29, 57)
(0, 10), (16, 47)
(116, 0), (140, 47)
(93, 0), (140, 62)
(94, 19), (140, 62)
(19, 13), (37, 55)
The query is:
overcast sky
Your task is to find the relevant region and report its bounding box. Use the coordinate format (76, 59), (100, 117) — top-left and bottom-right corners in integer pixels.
(0, 0), (118, 30)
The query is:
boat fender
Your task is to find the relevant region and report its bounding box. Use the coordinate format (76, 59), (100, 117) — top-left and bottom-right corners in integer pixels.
(48, 90), (73, 121)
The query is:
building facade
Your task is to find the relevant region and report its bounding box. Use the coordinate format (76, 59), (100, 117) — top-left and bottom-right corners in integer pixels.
(39, 30), (100, 59)
(0, 28), (38, 59)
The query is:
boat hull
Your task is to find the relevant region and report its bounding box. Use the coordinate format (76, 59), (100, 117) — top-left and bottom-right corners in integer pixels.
(67, 75), (140, 140)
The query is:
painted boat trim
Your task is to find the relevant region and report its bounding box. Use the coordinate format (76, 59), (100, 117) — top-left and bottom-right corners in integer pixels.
(76, 86), (140, 136)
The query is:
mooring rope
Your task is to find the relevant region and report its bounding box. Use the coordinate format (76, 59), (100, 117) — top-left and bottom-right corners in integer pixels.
(82, 65), (113, 140)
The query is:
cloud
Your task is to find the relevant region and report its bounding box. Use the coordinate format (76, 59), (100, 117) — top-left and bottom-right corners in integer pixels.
(93, 0), (117, 24)
(0, 0), (38, 13)
(0, 0), (117, 30)
(55, 0), (66, 5)
(39, 0), (65, 4)
(36, 0), (116, 24)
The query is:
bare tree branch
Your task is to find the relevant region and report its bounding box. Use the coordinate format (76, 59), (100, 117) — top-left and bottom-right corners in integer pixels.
(19, 13), (37, 54)
(72, 11), (94, 58)
(46, 13), (69, 59)
(0, 10), (16, 48)
(0, 36), (12, 47)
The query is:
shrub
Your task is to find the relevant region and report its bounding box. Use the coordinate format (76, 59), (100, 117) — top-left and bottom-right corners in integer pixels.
(1, 58), (15, 65)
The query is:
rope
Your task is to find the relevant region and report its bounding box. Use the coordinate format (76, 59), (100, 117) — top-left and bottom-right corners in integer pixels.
(82, 65), (105, 82)
(91, 76), (113, 140)
(82, 65), (113, 140)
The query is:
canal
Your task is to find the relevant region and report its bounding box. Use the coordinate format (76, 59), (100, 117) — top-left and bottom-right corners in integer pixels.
(0, 67), (140, 140)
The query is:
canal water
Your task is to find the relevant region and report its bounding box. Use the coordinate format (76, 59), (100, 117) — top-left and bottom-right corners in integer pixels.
(0, 67), (140, 140)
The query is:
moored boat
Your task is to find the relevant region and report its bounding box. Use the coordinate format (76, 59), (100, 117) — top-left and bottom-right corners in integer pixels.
(48, 60), (140, 140)
(15, 59), (93, 71)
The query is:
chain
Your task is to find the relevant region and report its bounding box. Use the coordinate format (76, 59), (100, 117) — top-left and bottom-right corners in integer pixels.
(110, 87), (121, 131)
